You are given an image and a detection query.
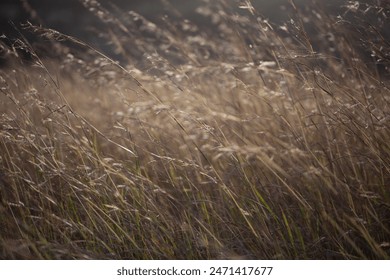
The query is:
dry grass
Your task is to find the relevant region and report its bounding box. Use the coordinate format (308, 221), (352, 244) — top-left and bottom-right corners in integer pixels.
(0, 0), (389, 259)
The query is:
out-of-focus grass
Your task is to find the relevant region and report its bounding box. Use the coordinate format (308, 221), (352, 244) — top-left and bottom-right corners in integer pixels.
(0, 0), (389, 259)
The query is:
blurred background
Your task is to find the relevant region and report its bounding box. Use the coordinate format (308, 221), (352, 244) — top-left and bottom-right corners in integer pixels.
(0, 0), (388, 72)
(0, 0), (343, 39)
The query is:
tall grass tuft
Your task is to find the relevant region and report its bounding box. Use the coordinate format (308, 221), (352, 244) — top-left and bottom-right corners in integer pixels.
(0, 0), (389, 259)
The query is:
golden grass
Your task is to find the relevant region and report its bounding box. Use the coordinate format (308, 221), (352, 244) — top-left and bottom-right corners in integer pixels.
(0, 0), (389, 259)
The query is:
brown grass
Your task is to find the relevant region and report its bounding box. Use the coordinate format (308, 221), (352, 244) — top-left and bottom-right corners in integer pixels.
(0, 0), (389, 259)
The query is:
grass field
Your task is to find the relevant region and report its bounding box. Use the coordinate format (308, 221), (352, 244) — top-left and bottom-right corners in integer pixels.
(0, 0), (389, 259)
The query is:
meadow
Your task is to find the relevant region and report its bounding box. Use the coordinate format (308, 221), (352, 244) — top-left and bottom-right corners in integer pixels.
(0, 0), (389, 259)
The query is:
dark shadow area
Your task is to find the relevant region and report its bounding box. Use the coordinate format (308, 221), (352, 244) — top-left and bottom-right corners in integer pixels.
(0, 1), (388, 71)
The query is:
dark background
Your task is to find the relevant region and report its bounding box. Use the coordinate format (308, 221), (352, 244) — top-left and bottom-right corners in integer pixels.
(0, 0), (342, 39)
(0, 0), (388, 71)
